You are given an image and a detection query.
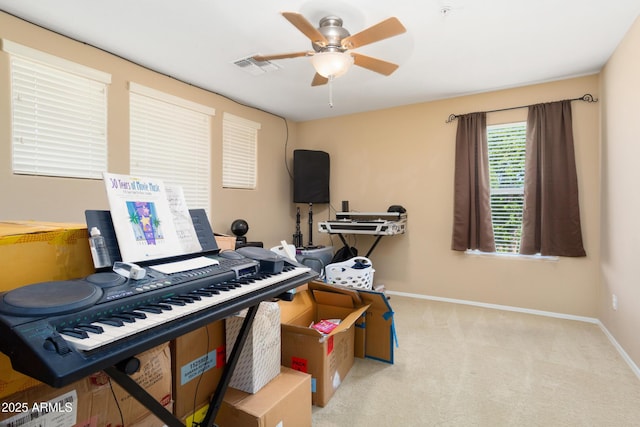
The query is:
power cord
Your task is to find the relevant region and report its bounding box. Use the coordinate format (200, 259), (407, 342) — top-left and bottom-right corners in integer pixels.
(190, 325), (211, 427)
(107, 377), (125, 426)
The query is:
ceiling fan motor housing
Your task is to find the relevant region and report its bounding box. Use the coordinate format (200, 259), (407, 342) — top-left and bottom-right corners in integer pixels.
(313, 16), (350, 52)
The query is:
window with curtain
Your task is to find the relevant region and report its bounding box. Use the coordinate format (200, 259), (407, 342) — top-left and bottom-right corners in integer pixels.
(487, 122), (526, 253)
(452, 100), (585, 257)
(129, 83), (214, 212)
(3, 39), (110, 179)
(222, 113), (260, 189)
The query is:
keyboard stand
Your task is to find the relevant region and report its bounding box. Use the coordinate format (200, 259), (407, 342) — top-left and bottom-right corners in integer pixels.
(104, 304), (260, 427)
(335, 233), (385, 258)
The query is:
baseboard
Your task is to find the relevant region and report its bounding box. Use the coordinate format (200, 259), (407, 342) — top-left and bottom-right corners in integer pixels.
(386, 290), (640, 380)
(596, 320), (640, 380)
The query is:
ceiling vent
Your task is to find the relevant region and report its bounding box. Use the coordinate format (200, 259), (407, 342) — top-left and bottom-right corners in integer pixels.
(233, 56), (281, 76)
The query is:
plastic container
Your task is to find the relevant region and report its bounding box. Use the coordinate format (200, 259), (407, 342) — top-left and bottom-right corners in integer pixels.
(88, 227), (111, 268)
(325, 256), (374, 289)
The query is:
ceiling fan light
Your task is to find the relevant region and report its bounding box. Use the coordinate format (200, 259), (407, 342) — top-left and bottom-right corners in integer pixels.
(311, 51), (354, 78)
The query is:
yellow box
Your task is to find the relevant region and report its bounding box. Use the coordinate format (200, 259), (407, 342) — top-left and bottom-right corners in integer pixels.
(0, 221), (95, 291)
(0, 221), (95, 398)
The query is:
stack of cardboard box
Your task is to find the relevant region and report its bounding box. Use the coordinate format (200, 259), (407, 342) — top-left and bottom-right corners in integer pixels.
(0, 221), (396, 427)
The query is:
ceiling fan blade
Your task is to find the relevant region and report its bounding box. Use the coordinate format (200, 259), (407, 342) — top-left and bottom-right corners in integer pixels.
(352, 52), (399, 76)
(282, 12), (328, 47)
(252, 52), (310, 61)
(311, 73), (329, 86)
(341, 17), (406, 49)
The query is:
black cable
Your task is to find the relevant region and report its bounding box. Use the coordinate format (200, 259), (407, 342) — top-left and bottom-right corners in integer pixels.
(107, 377), (125, 426)
(282, 117), (294, 181)
(190, 325), (211, 427)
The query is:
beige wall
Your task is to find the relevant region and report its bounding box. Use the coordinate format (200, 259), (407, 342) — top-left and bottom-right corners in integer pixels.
(0, 12), (297, 245)
(298, 75), (602, 318)
(600, 15), (640, 368)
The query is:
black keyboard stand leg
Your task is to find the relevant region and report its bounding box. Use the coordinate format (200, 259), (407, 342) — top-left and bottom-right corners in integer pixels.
(201, 303), (259, 427)
(365, 236), (384, 258)
(104, 364), (183, 427)
(103, 304), (260, 427)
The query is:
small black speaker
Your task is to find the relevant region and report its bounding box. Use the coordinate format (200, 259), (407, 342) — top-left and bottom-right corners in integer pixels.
(293, 150), (330, 203)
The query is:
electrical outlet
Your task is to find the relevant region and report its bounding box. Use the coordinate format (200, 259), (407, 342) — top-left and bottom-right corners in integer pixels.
(612, 294), (618, 311)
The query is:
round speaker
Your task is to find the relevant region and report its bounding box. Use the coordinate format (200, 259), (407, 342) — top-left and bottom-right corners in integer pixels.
(0, 280), (103, 316)
(231, 219), (249, 237)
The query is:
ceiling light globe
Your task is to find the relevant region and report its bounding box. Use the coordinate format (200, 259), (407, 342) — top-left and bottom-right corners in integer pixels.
(311, 51), (354, 78)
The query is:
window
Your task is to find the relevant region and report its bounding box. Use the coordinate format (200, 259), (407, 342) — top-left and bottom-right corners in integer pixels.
(3, 39), (110, 179)
(129, 83), (214, 211)
(222, 113), (260, 189)
(487, 122), (526, 253)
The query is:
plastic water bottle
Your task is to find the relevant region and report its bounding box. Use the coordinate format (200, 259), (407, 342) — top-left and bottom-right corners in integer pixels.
(89, 227), (111, 268)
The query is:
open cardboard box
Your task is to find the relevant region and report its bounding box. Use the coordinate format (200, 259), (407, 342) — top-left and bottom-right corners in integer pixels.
(278, 282), (369, 407)
(351, 287), (397, 364)
(303, 281), (397, 364)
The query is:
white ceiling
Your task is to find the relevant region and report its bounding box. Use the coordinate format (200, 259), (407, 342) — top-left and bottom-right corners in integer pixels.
(1, 0), (639, 122)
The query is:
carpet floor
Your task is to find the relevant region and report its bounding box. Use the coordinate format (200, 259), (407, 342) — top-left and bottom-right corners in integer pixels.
(311, 295), (640, 426)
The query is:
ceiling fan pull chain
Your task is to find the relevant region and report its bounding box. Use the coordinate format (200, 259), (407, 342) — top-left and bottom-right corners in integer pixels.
(328, 75), (334, 108)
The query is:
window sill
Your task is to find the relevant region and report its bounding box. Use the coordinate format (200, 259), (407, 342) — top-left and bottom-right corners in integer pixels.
(464, 250), (559, 262)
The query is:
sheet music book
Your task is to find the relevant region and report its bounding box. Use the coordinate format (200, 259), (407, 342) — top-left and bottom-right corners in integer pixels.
(103, 172), (202, 263)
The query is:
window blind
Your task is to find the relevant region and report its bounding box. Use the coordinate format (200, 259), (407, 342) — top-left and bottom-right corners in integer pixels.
(3, 40), (110, 179)
(222, 113), (261, 189)
(487, 122), (526, 253)
(129, 84), (213, 211)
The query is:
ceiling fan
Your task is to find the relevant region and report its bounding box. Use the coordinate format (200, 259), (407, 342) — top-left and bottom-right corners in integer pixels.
(252, 12), (407, 86)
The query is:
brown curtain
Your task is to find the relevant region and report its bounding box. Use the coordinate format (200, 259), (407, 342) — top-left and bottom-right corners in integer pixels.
(451, 112), (495, 252)
(520, 100), (586, 256)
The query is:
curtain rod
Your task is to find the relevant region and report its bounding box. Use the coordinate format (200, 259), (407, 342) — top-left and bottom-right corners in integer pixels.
(445, 93), (598, 124)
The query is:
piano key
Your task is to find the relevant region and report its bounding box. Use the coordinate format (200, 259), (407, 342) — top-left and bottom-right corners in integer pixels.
(59, 328), (89, 339)
(111, 313), (138, 322)
(97, 318), (125, 327)
(76, 323), (104, 334)
(137, 305), (164, 314)
(59, 266), (311, 352)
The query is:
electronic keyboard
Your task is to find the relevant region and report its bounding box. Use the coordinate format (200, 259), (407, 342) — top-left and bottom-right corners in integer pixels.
(0, 254), (317, 388)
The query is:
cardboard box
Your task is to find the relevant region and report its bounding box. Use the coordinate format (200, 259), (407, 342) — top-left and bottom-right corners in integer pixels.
(226, 302), (281, 393)
(0, 221), (95, 291)
(171, 321), (226, 419)
(214, 234), (237, 251)
(309, 281), (397, 364)
(278, 283), (369, 407)
(85, 343), (172, 426)
(356, 288), (397, 364)
(129, 402), (173, 427)
(0, 221), (95, 399)
(0, 344), (172, 427)
(189, 367), (310, 427)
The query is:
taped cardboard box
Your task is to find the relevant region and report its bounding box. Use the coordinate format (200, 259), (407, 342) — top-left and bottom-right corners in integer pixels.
(85, 343), (172, 426)
(0, 221), (95, 399)
(226, 302), (280, 393)
(0, 381), (89, 427)
(0, 343), (172, 427)
(357, 288), (397, 363)
(171, 320), (226, 419)
(184, 367), (311, 427)
(309, 281), (397, 364)
(278, 282), (369, 407)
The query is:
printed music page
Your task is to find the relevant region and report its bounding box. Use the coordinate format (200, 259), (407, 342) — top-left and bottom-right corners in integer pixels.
(103, 172), (202, 263)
